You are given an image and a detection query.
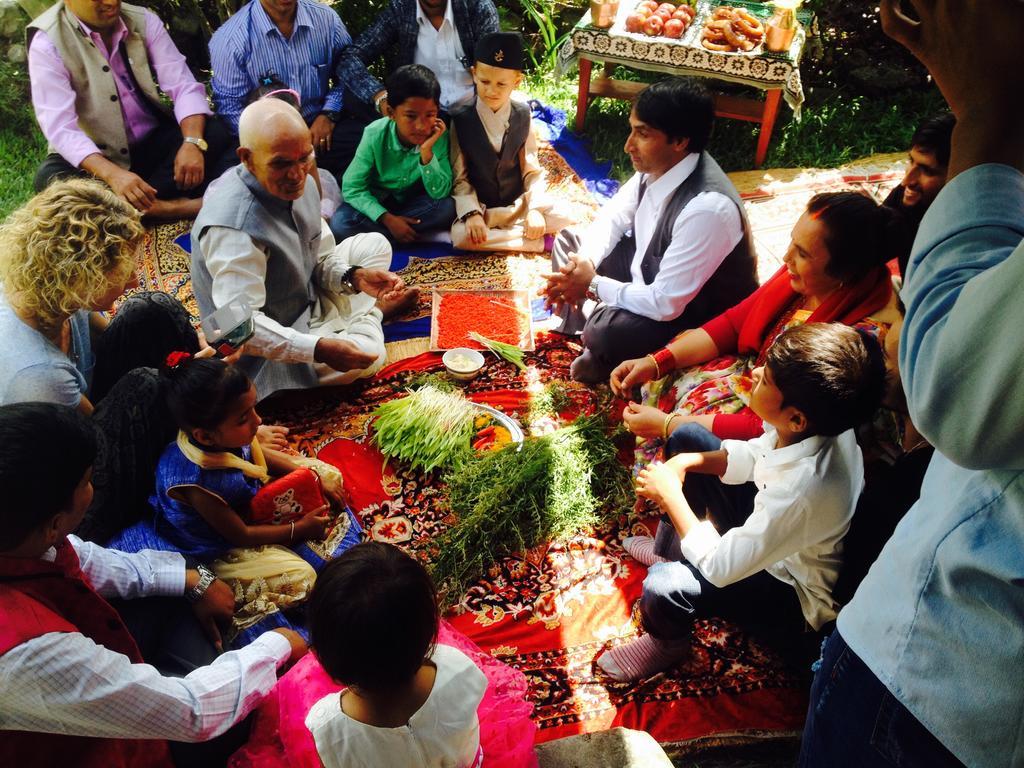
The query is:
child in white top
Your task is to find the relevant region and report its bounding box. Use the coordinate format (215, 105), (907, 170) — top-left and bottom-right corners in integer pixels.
(598, 323), (886, 681)
(305, 542), (487, 768)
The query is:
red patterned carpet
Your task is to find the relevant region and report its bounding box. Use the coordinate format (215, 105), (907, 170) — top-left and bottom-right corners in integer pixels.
(256, 334), (807, 751)
(123, 148), (912, 753)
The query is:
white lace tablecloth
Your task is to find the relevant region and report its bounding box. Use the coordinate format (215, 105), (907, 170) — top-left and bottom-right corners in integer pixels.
(557, 5), (814, 117)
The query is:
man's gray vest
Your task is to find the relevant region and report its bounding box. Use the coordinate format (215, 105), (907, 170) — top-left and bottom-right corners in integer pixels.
(191, 166), (322, 397)
(452, 100), (530, 209)
(27, 2), (173, 168)
(637, 152), (757, 329)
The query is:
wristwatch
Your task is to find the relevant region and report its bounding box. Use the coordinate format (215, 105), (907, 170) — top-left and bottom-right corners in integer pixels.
(340, 265), (362, 295)
(319, 110), (340, 124)
(185, 563), (216, 603)
(586, 275), (601, 302)
(183, 136), (208, 152)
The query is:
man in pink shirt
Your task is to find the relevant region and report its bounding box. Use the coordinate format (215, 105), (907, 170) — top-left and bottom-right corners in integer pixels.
(28, 0), (236, 219)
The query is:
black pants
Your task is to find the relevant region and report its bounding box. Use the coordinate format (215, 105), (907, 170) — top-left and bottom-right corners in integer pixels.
(641, 423), (807, 658)
(114, 596), (253, 768)
(551, 229), (691, 383)
(34, 116), (238, 198)
(313, 110), (372, 179)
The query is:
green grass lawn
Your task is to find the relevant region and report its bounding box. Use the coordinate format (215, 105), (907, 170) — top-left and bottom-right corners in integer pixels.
(0, 130), (44, 221)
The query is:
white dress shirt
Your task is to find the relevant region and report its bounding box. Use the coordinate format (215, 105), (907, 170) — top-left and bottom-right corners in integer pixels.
(413, 0), (474, 112)
(577, 154), (743, 322)
(199, 218), (384, 365)
(679, 426), (864, 630)
(306, 644), (487, 768)
(0, 536), (291, 742)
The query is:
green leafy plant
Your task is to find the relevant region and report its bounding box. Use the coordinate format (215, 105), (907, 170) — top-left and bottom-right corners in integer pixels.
(468, 331), (528, 372)
(432, 413), (632, 604)
(371, 385), (477, 472)
(518, 0), (575, 70)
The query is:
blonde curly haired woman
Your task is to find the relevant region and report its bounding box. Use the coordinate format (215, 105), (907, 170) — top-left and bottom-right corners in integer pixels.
(0, 178), (201, 541)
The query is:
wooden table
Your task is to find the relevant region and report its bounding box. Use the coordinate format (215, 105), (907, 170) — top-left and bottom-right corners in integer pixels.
(558, 6), (812, 168)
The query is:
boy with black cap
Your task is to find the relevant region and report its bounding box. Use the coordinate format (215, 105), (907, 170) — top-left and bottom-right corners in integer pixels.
(450, 31), (577, 253)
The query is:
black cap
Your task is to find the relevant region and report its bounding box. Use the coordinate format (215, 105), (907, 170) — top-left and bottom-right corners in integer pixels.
(474, 32), (525, 71)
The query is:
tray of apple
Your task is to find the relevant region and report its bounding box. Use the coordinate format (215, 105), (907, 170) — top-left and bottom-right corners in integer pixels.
(620, 0), (698, 40)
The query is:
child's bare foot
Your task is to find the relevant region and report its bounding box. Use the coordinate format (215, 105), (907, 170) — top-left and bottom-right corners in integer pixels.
(378, 286), (420, 321)
(622, 536), (670, 567)
(596, 634), (687, 682)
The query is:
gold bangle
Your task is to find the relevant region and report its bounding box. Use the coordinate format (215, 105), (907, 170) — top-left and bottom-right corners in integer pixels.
(646, 353), (661, 379)
(662, 412), (676, 441)
(289, 521), (295, 541)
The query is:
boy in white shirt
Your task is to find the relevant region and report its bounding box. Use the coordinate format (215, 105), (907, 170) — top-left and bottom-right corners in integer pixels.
(598, 323), (885, 682)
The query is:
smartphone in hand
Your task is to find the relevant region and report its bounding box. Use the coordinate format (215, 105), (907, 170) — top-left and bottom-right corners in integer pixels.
(201, 298), (255, 358)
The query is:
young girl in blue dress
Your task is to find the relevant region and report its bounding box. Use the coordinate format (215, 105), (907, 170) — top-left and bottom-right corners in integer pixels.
(115, 352), (361, 646)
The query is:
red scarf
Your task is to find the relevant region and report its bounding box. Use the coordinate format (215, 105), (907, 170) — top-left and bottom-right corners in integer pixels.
(736, 265), (892, 355)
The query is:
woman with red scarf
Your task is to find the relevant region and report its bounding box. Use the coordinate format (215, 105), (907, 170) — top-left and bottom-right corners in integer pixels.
(612, 192), (898, 457)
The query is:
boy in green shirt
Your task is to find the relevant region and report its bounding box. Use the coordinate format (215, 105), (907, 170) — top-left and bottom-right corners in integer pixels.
(331, 65), (455, 244)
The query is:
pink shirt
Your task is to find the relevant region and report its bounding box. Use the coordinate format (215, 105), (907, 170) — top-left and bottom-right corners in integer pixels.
(28, 9), (211, 168)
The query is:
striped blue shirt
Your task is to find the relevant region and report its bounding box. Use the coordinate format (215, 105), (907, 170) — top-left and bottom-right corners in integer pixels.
(209, 0), (351, 132)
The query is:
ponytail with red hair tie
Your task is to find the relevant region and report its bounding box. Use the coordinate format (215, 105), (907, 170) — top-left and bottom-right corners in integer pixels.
(165, 351), (193, 369)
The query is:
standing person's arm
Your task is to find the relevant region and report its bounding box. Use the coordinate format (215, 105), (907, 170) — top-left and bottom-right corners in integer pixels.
(882, 0), (1024, 469)
(896, 168), (1024, 468)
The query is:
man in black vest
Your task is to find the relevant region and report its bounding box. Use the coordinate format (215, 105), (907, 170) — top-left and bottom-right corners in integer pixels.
(543, 77), (758, 384)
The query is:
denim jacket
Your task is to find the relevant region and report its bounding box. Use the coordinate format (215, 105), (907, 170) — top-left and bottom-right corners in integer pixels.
(838, 164), (1024, 768)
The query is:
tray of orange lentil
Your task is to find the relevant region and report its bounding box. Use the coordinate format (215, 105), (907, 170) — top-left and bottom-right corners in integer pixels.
(430, 289), (534, 352)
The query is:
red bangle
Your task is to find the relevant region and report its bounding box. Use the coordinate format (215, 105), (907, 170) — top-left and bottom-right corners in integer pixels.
(653, 347), (675, 376)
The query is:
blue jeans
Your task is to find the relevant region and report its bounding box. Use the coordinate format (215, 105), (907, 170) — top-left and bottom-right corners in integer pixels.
(329, 193), (456, 243)
(640, 423), (804, 649)
(799, 630), (965, 767)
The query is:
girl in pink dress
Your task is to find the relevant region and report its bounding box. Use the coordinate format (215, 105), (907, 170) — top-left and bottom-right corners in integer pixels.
(230, 542), (537, 768)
